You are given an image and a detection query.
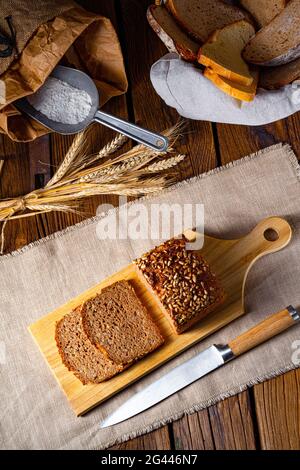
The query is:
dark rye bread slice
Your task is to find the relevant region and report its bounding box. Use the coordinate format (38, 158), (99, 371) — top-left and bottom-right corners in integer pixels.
(147, 5), (200, 62)
(81, 281), (164, 365)
(240, 0), (287, 28)
(55, 308), (122, 385)
(134, 238), (225, 334)
(243, 0), (300, 66)
(259, 57), (300, 89)
(165, 0), (247, 43)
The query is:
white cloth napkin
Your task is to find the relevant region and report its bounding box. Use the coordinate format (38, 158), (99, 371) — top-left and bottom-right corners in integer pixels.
(150, 53), (300, 125)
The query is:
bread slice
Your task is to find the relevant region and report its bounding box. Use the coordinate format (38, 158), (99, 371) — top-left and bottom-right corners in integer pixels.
(55, 308), (123, 385)
(239, 0), (287, 28)
(259, 57), (300, 89)
(81, 280), (164, 365)
(204, 67), (258, 101)
(198, 20), (256, 86)
(243, 0), (300, 66)
(147, 5), (200, 62)
(134, 238), (225, 334)
(165, 0), (247, 43)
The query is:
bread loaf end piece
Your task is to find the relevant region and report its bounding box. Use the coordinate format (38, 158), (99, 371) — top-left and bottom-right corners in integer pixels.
(135, 238), (225, 334)
(147, 5), (200, 62)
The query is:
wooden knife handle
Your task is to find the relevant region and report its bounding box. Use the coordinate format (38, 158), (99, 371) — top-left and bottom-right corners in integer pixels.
(228, 306), (300, 357)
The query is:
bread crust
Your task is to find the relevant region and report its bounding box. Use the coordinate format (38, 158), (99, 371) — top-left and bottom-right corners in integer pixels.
(259, 57), (300, 89)
(198, 20), (255, 86)
(204, 67), (258, 101)
(166, 0), (247, 43)
(243, 0), (300, 66)
(55, 307), (123, 385)
(135, 238), (225, 334)
(147, 5), (199, 62)
(240, 0), (287, 28)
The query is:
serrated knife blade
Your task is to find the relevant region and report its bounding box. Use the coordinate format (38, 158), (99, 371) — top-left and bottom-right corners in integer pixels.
(100, 306), (300, 428)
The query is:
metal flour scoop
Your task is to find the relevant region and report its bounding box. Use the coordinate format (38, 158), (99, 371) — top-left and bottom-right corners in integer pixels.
(15, 65), (169, 152)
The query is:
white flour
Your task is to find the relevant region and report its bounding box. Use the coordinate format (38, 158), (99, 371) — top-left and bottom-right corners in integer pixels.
(28, 77), (92, 125)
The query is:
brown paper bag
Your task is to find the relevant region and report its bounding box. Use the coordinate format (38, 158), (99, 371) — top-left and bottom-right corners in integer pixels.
(0, 1), (128, 142)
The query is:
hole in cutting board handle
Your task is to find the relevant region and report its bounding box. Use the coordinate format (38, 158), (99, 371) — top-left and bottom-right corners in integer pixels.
(264, 228), (279, 242)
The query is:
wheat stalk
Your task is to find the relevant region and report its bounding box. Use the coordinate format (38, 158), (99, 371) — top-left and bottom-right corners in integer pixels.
(145, 154), (186, 172)
(72, 133), (128, 174)
(0, 122), (187, 253)
(0, 160), (4, 178)
(96, 133), (128, 160)
(46, 131), (86, 187)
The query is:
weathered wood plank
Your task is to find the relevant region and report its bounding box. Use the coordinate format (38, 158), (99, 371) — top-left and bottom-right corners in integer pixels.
(173, 391), (256, 449)
(254, 370), (300, 449)
(28, 135), (51, 190)
(217, 111), (300, 450)
(216, 121), (291, 164)
(119, 0), (217, 179)
(110, 426), (171, 450)
(0, 134), (42, 252)
(173, 410), (214, 450)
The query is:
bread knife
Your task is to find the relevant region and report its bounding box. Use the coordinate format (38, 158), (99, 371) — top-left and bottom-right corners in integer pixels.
(100, 306), (300, 428)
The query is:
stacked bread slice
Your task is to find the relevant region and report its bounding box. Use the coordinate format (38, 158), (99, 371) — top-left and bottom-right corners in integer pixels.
(243, 0), (300, 66)
(239, 0), (287, 28)
(198, 20), (257, 101)
(56, 280), (164, 385)
(147, 0), (300, 99)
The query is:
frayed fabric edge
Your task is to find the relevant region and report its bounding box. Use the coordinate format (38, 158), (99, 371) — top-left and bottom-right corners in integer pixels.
(98, 361), (298, 450)
(1, 143), (298, 261)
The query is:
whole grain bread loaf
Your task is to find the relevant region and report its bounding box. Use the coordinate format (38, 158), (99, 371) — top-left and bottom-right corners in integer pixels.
(55, 308), (122, 385)
(147, 4), (200, 62)
(81, 280), (164, 365)
(198, 20), (256, 86)
(243, 0), (300, 66)
(259, 57), (300, 89)
(166, 0), (247, 43)
(135, 238), (225, 334)
(239, 0), (287, 28)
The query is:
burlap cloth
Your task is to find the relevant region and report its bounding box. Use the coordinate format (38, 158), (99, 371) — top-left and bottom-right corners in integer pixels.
(1, 143), (300, 450)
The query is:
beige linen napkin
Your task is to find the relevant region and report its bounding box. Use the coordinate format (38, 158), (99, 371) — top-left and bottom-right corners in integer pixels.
(0, 144), (300, 449)
(150, 54), (300, 125)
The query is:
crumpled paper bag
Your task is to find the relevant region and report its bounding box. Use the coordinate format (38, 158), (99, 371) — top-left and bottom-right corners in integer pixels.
(0, 2), (128, 142)
(150, 54), (300, 125)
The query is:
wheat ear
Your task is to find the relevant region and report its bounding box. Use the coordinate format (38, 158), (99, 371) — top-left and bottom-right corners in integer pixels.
(46, 131), (86, 187)
(145, 154), (186, 172)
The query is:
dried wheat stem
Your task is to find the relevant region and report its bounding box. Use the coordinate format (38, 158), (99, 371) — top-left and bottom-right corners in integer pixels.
(70, 133), (128, 174)
(97, 134), (128, 159)
(145, 154), (186, 172)
(46, 131), (85, 187)
(0, 219), (8, 254)
(0, 160), (4, 178)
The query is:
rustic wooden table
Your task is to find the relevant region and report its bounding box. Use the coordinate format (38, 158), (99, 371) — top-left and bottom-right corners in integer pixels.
(1, 0), (299, 450)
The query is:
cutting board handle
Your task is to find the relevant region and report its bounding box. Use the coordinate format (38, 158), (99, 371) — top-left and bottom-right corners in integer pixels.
(241, 216), (292, 261)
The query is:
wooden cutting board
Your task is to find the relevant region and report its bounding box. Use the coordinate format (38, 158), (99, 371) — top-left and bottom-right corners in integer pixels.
(29, 216), (292, 416)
